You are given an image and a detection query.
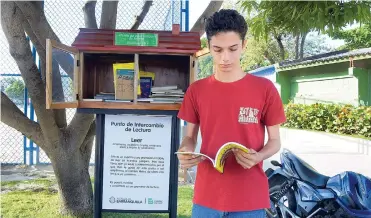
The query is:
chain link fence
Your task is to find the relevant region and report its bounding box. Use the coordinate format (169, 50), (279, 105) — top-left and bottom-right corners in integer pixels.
(1, 0), (185, 165)
(0, 75), (25, 164)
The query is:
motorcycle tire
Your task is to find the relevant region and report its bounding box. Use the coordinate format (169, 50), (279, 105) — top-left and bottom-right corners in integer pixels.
(266, 178), (297, 218)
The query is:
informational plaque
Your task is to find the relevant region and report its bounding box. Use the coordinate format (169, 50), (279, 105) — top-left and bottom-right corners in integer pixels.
(102, 114), (172, 211)
(114, 32), (158, 47)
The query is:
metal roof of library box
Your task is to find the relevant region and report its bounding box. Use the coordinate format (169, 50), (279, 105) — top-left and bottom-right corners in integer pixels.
(71, 25), (201, 55)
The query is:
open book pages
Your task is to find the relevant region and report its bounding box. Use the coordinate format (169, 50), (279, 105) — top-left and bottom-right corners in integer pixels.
(175, 142), (251, 173)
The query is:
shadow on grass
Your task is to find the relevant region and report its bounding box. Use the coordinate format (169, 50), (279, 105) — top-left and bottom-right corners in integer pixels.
(1, 178), (194, 218)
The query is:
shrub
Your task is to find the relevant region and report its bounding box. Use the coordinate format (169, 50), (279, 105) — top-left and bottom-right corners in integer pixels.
(282, 103), (371, 139)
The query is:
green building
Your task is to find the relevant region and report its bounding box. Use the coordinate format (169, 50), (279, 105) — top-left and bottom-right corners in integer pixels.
(276, 48), (371, 106)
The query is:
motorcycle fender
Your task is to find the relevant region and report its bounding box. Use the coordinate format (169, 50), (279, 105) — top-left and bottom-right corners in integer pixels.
(267, 167), (288, 180)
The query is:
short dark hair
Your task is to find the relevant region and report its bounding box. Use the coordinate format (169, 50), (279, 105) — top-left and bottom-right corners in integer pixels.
(205, 9), (248, 42)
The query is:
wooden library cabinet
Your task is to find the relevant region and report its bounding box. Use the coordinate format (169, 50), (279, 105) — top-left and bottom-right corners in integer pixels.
(45, 24), (202, 111)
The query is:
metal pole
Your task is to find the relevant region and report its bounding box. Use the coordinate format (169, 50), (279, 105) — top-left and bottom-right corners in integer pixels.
(29, 45), (37, 165)
(185, 0), (189, 31)
(180, 0), (183, 30)
(23, 83), (28, 165)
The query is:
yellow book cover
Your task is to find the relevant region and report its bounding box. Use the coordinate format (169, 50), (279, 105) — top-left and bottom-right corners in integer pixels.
(113, 63), (141, 99)
(175, 142), (251, 173)
(140, 71), (155, 80)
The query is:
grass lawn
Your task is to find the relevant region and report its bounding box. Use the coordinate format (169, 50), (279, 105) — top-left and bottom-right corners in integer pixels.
(1, 178), (194, 218)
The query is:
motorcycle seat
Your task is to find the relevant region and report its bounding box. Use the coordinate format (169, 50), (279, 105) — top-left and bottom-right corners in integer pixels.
(289, 153), (330, 188)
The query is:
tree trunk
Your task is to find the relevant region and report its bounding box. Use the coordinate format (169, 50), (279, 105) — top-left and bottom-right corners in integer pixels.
(295, 34), (300, 59)
(51, 140), (93, 216)
(83, 1), (98, 29)
(299, 32), (308, 59)
(275, 34), (285, 60)
(100, 1), (118, 29)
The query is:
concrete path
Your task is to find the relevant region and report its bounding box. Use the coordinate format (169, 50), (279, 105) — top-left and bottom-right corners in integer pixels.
(264, 128), (371, 178)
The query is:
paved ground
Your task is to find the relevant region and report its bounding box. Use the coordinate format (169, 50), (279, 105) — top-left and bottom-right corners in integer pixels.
(264, 128), (371, 178)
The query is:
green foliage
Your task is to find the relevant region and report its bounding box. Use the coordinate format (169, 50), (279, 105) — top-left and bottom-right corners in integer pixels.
(241, 34), (280, 71)
(239, 1), (371, 41)
(332, 23), (371, 50)
(283, 103), (371, 139)
(4, 78), (25, 100)
(201, 37), (208, 49)
(196, 32), (337, 74)
(197, 54), (214, 80)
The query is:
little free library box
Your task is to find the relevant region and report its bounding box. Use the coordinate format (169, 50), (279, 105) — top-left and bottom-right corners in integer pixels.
(45, 25), (202, 218)
(46, 24), (202, 111)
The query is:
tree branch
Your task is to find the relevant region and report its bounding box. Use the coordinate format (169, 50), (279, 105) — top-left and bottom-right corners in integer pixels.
(15, 1), (60, 44)
(1, 1), (60, 146)
(22, 19), (46, 81)
(190, 1), (224, 36)
(21, 16), (67, 128)
(67, 114), (95, 150)
(130, 0), (153, 30)
(83, 1), (97, 29)
(263, 50), (275, 64)
(15, 1), (74, 79)
(16, 1), (71, 128)
(1, 92), (45, 149)
(100, 0), (118, 29)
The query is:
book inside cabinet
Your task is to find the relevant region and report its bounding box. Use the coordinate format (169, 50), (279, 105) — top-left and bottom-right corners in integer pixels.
(46, 39), (197, 110)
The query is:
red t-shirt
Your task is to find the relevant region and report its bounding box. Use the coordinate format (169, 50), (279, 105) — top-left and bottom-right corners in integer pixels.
(177, 73), (286, 212)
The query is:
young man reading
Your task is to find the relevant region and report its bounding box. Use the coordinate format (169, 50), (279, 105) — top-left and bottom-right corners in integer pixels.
(176, 9), (286, 218)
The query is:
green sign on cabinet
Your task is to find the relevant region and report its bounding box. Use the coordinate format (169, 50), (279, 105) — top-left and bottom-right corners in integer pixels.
(114, 32), (158, 47)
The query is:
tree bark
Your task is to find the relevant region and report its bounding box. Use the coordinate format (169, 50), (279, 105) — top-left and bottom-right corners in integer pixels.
(14, 1), (68, 128)
(15, 1), (60, 44)
(274, 34), (285, 60)
(299, 32), (308, 59)
(51, 145), (93, 216)
(100, 0), (119, 29)
(1, 1), (60, 146)
(190, 1), (224, 36)
(1, 2), (94, 215)
(67, 113), (95, 150)
(15, 1), (74, 80)
(1, 92), (45, 147)
(0, 0), (177, 216)
(295, 34), (300, 59)
(22, 8), (67, 128)
(83, 1), (98, 29)
(130, 0), (153, 30)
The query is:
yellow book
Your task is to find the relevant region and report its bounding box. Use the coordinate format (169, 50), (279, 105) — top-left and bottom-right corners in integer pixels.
(140, 71), (155, 80)
(175, 142), (251, 173)
(113, 63), (141, 99)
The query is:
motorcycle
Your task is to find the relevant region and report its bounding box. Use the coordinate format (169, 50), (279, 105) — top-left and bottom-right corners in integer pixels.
(265, 149), (371, 218)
